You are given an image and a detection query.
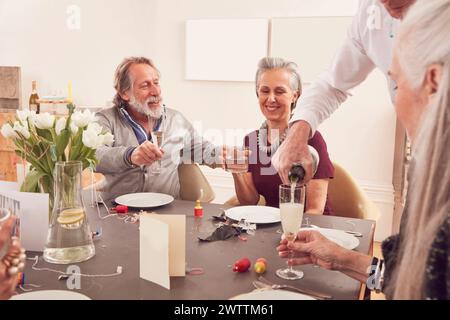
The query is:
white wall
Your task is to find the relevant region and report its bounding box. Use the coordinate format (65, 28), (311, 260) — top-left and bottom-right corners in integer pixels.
(0, 0), (158, 106)
(151, 0), (360, 133)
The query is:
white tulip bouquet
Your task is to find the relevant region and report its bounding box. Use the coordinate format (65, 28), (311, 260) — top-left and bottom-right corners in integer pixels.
(0, 104), (113, 194)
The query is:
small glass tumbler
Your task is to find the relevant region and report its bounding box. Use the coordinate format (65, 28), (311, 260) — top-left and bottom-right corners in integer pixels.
(0, 208), (12, 260)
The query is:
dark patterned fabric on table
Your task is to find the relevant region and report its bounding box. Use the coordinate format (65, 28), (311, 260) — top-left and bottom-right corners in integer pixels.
(382, 214), (450, 299)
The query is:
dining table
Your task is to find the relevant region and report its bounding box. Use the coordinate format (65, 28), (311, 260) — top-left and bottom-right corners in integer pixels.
(19, 199), (375, 300)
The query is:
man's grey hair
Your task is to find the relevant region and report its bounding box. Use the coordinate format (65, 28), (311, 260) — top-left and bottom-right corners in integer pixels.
(113, 56), (161, 108)
(255, 57), (302, 109)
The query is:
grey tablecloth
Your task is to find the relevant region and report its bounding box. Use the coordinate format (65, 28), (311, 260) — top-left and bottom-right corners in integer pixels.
(21, 200), (375, 300)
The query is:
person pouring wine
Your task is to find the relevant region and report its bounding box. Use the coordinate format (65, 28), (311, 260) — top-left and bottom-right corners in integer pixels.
(272, 0), (417, 185)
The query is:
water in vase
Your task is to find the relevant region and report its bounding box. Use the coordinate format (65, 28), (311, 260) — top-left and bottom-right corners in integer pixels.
(43, 161), (95, 264)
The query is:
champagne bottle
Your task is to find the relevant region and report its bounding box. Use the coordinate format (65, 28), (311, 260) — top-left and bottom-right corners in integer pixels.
(288, 163), (305, 183)
(29, 80), (40, 113)
(288, 146), (320, 183)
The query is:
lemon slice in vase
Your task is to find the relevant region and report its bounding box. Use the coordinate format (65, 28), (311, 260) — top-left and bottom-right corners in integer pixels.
(57, 208), (85, 229)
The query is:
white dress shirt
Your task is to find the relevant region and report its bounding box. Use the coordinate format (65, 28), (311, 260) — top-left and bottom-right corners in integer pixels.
(291, 0), (400, 134)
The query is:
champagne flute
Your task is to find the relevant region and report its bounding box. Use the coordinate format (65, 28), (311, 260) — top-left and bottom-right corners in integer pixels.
(276, 184), (305, 280)
(149, 115), (165, 176)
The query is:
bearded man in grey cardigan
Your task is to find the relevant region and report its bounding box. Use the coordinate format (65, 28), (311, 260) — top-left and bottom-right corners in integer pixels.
(95, 57), (219, 201)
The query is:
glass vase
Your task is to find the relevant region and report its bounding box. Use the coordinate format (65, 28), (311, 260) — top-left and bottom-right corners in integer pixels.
(38, 174), (54, 222)
(43, 161), (95, 264)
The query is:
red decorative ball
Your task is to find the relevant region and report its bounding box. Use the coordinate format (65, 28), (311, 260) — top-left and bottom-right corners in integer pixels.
(232, 258), (251, 273)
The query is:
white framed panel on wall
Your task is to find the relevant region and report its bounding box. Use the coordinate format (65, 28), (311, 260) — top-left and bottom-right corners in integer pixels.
(185, 19), (269, 82)
(270, 17), (352, 83)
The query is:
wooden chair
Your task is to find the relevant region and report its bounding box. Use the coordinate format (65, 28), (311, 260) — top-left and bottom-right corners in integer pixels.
(81, 170), (105, 190)
(178, 163), (215, 203)
(223, 195), (266, 207)
(328, 161), (381, 222)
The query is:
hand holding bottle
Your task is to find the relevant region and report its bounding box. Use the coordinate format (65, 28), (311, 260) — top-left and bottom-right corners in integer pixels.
(288, 146), (320, 184)
(272, 122), (315, 185)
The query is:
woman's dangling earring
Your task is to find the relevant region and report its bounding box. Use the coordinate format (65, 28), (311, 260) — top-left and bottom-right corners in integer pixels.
(290, 102), (296, 112)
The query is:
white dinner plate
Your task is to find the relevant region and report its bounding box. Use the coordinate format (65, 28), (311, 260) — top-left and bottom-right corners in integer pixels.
(230, 289), (315, 300)
(224, 206), (280, 224)
(10, 290), (91, 300)
(115, 192), (174, 208)
(300, 227), (360, 250)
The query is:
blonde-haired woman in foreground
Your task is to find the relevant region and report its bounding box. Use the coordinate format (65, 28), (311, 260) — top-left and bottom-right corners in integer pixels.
(278, 0), (450, 299)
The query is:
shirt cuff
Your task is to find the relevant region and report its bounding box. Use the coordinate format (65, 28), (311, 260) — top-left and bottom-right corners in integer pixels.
(123, 146), (137, 168)
(289, 109), (320, 137)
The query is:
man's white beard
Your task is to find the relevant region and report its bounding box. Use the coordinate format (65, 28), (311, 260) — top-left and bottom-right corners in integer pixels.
(129, 95), (163, 119)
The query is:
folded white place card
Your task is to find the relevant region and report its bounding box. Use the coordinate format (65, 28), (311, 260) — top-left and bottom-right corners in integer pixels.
(139, 213), (186, 290)
(0, 181), (49, 252)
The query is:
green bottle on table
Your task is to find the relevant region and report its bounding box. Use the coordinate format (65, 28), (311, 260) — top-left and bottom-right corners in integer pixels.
(29, 80), (40, 114)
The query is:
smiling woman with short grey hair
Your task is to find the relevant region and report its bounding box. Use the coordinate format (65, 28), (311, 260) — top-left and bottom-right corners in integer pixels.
(255, 57), (303, 110)
(231, 56), (334, 214)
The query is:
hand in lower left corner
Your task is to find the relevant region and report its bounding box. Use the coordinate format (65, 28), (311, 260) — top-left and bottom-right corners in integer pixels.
(0, 217), (24, 300)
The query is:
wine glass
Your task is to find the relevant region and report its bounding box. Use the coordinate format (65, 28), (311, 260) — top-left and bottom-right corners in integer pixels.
(149, 116), (165, 176)
(223, 146), (249, 174)
(0, 208), (12, 260)
(276, 184), (306, 280)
